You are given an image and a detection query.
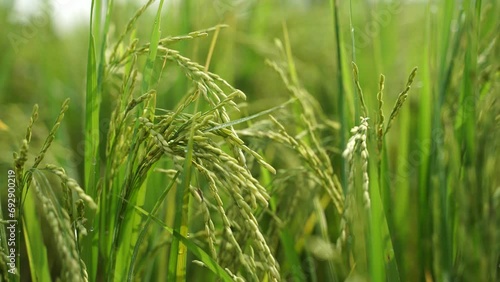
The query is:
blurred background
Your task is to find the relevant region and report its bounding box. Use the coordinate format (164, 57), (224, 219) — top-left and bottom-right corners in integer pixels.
(10, 0), (89, 32)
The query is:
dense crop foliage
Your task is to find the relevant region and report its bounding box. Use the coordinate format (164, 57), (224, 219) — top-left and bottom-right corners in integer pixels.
(0, 0), (498, 281)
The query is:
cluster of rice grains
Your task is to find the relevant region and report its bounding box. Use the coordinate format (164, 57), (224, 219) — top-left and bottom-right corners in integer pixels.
(238, 49), (347, 275)
(103, 13), (280, 281)
(337, 63), (418, 252)
(8, 100), (96, 281)
(135, 105), (280, 280)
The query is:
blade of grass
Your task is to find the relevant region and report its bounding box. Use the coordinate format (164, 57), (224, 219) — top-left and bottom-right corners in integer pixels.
(368, 165), (387, 282)
(141, 0), (165, 96)
(416, 3), (434, 279)
(330, 0), (351, 190)
(22, 188), (51, 282)
(85, 0), (100, 200)
(83, 1), (101, 281)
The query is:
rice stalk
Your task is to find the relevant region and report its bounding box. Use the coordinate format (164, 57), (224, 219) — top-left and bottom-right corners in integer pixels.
(376, 74), (386, 155)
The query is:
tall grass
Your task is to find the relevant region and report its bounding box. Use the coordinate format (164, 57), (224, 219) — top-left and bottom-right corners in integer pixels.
(0, 0), (498, 281)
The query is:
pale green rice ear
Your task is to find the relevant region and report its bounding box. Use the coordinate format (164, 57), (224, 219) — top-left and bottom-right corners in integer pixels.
(352, 62), (368, 118)
(377, 74), (386, 154)
(343, 116), (370, 210)
(33, 99), (70, 169)
(385, 67), (418, 136)
(14, 104), (38, 183)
